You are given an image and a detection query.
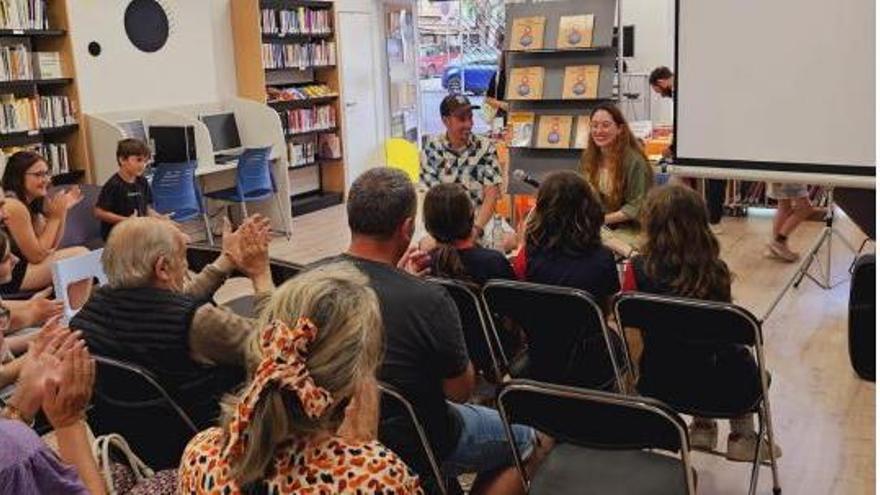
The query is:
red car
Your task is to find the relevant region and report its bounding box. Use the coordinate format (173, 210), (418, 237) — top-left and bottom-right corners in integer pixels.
(419, 45), (458, 78)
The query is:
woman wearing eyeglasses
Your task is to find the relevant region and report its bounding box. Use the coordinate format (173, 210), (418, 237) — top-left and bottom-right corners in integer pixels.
(579, 103), (653, 255)
(0, 151), (90, 304)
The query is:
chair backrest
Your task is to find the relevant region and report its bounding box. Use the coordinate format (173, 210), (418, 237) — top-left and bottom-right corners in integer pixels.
(52, 248), (108, 321)
(151, 161), (203, 222)
(269, 258), (303, 286)
(378, 382), (447, 495)
(482, 279), (623, 390)
(430, 277), (505, 383)
(185, 244), (303, 287)
(497, 379), (695, 494)
(91, 355), (198, 470)
(235, 146), (275, 200)
(56, 184), (103, 249)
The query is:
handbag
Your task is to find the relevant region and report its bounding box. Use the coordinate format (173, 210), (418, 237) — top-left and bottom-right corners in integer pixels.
(92, 433), (156, 495)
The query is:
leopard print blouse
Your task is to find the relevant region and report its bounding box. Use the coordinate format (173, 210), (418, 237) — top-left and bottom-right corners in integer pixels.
(178, 428), (423, 494)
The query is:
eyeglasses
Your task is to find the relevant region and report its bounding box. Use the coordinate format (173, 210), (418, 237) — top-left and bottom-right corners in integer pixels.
(590, 121), (617, 131)
(25, 171), (51, 179)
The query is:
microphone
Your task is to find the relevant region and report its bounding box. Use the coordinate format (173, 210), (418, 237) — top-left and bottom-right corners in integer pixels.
(513, 169), (541, 188)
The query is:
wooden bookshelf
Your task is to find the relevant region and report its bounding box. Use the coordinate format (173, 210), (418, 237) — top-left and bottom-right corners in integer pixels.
(231, 0), (345, 216)
(0, 1), (89, 183)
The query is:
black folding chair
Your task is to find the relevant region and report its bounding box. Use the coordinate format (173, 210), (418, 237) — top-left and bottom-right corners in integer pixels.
(186, 245), (303, 287)
(90, 355), (198, 470)
(613, 292), (781, 495)
(378, 382), (454, 495)
(497, 379), (696, 494)
(429, 277), (507, 383)
(482, 279), (625, 391)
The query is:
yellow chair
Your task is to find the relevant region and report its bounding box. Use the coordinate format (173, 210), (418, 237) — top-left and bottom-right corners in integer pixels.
(384, 138), (420, 183)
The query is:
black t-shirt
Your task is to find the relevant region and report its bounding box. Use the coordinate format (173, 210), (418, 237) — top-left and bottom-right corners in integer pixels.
(319, 254), (469, 465)
(96, 173), (153, 240)
(525, 245), (620, 306)
(433, 246), (515, 285)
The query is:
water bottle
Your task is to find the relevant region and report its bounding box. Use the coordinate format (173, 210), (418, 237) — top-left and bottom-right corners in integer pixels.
(491, 214), (504, 251)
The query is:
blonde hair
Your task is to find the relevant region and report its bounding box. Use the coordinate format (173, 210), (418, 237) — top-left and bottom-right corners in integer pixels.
(221, 261), (383, 487)
(102, 217), (186, 289)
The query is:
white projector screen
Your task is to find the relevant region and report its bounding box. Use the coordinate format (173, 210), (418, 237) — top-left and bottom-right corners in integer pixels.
(675, 0), (875, 184)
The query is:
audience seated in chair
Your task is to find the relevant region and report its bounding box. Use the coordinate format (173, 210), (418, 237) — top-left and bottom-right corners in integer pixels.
(0, 151), (91, 306)
(70, 215), (274, 429)
(622, 184), (781, 461)
(317, 167), (551, 495)
(178, 262), (422, 494)
(513, 171), (620, 310)
(423, 183), (514, 285)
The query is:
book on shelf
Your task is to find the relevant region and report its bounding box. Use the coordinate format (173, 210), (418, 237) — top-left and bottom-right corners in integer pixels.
(573, 116), (590, 149)
(31, 51), (62, 79)
(261, 7), (332, 36)
(506, 67), (544, 100)
(510, 16), (546, 51)
(279, 104), (337, 135)
(0, 0), (49, 30)
(557, 15), (595, 49)
(318, 132), (341, 159)
(0, 43), (32, 81)
(508, 112), (534, 147)
(0, 93), (75, 133)
(288, 140), (316, 166)
(562, 65), (600, 99)
(3, 142), (68, 174)
(262, 40), (336, 70)
(535, 115), (573, 149)
(267, 84), (336, 102)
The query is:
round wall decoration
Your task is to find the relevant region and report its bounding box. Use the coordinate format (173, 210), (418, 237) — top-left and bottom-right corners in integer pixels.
(124, 0), (170, 53)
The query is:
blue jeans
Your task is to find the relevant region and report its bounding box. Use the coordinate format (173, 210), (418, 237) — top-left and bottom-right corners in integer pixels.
(442, 402), (536, 477)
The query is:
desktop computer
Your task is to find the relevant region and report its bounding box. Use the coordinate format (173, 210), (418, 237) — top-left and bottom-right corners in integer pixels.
(200, 112), (242, 164)
(149, 125), (197, 164)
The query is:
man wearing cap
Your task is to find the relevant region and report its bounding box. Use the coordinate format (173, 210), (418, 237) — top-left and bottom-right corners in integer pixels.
(420, 94), (503, 238)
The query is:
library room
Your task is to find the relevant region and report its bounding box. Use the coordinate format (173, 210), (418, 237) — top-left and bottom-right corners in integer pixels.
(0, 0), (874, 494)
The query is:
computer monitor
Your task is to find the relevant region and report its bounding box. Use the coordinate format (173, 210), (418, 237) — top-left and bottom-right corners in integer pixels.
(149, 125), (197, 163)
(117, 119), (148, 142)
(200, 112), (242, 153)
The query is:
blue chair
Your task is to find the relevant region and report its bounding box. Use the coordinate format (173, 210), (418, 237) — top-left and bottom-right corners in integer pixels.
(204, 146), (290, 239)
(151, 161), (214, 245)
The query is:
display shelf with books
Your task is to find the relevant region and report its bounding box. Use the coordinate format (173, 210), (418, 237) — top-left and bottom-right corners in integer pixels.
(233, 0), (346, 216)
(0, 1), (89, 183)
(383, 0), (419, 143)
(504, 0), (622, 194)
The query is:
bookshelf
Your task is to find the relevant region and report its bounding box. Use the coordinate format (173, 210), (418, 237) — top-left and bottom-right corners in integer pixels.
(232, 0), (345, 217)
(0, 0), (88, 184)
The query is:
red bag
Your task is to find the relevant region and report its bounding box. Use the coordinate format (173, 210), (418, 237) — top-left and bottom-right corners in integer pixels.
(621, 259), (638, 292)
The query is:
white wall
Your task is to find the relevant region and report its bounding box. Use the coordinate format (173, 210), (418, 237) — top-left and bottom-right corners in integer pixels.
(67, 0), (238, 114)
(621, 0), (675, 124)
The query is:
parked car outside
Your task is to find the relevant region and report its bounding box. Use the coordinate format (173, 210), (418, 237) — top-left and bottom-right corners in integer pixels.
(441, 57), (499, 95)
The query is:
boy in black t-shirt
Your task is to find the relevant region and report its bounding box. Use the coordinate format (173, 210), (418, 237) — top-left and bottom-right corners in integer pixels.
(94, 138), (157, 240)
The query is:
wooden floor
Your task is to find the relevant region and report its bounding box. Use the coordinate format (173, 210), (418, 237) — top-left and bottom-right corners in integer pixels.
(221, 204), (875, 495)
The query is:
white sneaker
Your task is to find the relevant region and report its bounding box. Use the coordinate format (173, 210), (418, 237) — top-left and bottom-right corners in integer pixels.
(688, 420), (718, 451)
(726, 432), (782, 462)
(767, 240), (799, 262)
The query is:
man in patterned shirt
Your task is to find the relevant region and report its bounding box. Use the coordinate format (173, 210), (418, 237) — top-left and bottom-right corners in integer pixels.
(420, 94), (503, 239)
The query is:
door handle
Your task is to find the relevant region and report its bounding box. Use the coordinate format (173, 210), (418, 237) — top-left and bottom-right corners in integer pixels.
(345, 101), (357, 108)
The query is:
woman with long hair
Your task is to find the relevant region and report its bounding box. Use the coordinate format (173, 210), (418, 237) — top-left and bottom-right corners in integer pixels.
(0, 151), (90, 302)
(178, 262), (422, 494)
(424, 183), (514, 284)
(624, 184), (781, 462)
(515, 170), (619, 307)
(580, 102), (653, 228)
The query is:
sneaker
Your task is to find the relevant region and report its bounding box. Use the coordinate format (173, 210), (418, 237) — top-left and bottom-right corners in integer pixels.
(710, 223), (724, 235)
(726, 432), (782, 462)
(688, 420), (718, 451)
(767, 240), (799, 262)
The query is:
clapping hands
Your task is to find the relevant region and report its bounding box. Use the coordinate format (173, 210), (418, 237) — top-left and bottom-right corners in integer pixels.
(44, 187), (83, 219)
(222, 215), (271, 278)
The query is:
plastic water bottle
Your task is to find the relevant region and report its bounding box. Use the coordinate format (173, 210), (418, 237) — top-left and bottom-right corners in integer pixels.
(491, 214), (504, 251)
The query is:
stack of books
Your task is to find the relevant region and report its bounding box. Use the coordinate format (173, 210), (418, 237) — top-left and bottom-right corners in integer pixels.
(267, 83), (336, 102)
(3, 141), (68, 174)
(37, 95), (74, 128)
(288, 140), (316, 166)
(279, 104), (336, 135)
(0, 93), (37, 133)
(31, 51), (62, 79)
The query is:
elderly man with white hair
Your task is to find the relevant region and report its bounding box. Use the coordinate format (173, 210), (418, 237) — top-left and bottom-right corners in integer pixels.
(70, 215), (273, 429)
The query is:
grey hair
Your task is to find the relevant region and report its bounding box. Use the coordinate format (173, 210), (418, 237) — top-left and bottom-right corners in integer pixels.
(347, 167), (416, 239)
(102, 217), (183, 289)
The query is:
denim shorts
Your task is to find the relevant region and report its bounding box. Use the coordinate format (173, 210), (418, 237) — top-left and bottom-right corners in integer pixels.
(442, 402), (536, 477)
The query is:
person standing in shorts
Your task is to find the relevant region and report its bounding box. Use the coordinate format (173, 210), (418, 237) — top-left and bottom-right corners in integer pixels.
(767, 182), (813, 262)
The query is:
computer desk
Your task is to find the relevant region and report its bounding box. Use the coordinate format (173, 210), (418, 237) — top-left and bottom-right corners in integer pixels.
(195, 159), (238, 177)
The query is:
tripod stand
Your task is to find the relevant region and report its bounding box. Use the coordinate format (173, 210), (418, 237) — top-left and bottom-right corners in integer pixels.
(761, 188), (857, 321)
